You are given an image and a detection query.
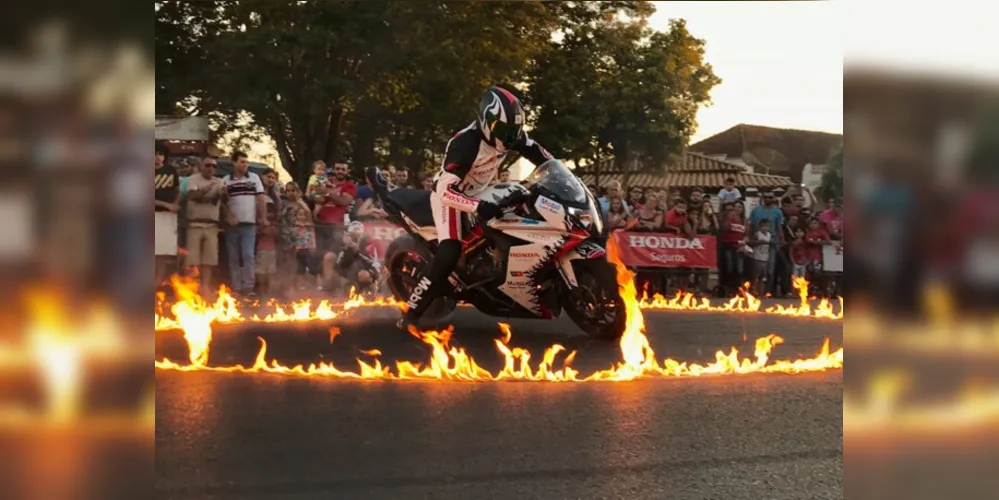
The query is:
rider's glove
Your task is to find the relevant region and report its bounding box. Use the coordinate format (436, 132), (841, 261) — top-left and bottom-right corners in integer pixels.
(476, 201), (504, 222)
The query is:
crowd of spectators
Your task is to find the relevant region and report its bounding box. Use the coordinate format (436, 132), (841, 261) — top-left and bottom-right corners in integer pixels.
(154, 147), (843, 303)
(154, 149), (388, 301)
(587, 177), (844, 298)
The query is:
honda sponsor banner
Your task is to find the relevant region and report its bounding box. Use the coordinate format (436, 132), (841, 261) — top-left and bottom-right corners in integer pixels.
(610, 231), (717, 268)
(361, 221), (408, 261)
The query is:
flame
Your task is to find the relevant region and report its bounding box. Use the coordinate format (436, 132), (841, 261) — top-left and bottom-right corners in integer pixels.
(0, 289), (149, 428)
(845, 370), (999, 432)
(155, 242), (843, 381)
(638, 276), (842, 320)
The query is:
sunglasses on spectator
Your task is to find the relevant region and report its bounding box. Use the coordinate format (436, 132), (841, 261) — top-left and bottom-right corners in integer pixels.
(204, 162), (217, 167)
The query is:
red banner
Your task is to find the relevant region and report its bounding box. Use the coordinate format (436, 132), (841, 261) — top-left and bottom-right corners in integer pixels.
(361, 220), (408, 261)
(610, 231), (717, 268)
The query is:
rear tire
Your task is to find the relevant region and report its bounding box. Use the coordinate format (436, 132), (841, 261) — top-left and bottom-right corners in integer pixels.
(562, 259), (627, 340)
(384, 235), (457, 323)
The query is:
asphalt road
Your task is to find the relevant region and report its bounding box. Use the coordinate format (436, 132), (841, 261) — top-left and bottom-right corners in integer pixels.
(155, 304), (843, 500)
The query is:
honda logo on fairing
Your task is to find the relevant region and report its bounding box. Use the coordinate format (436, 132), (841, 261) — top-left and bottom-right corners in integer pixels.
(509, 252), (539, 258)
(627, 235), (705, 250)
(407, 277), (432, 310)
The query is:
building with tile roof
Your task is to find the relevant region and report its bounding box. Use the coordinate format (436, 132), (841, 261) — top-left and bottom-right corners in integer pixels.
(688, 124), (842, 183)
(576, 151), (794, 190)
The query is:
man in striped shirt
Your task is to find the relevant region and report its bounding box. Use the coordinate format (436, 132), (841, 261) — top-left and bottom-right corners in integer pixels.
(221, 151), (267, 298)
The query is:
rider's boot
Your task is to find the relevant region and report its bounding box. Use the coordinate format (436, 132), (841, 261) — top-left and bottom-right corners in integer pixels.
(397, 239), (462, 332)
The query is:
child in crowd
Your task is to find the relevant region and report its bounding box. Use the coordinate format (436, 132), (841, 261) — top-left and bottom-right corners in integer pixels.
(279, 181), (317, 294)
(805, 217), (831, 280)
(305, 160), (327, 199)
(749, 219), (772, 295)
(254, 199), (279, 297)
(790, 228), (809, 278)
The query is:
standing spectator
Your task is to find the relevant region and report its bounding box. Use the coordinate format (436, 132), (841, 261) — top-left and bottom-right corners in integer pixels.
(717, 177), (742, 204)
(154, 144), (180, 287)
(176, 157), (198, 271)
(719, 202), (749, 294)
(605, 196), (630, 231)
(661, 199), (688, 234)
(687, 206), (714, 293)
(391, 167), (410, 189)
(805, 218), (831, 284)
(626, 193), (662, 299)
(797, 207), (813, 230)
(655, 189), (669, 213)
(688, 187), (706, 213)
(700, 202), (720, 234)
(586, 184), (598, 200)
(222, 151), (267, 298)
(790, 228), (809, 279)
(749, 219), (773, 295)
(819, 199), (844, 240)
(260, 168), (282, 211)
(255, 168), (281, 297)
(781, 197), (798, 218)
(314, 162), (357, 293)
(598, 180), (630, 216)
(422, 176), (435, 191)
(279, 181), (317, 294)
(177, 157), (195, 195)
(627, 186), (645, 211)
(749, 191), (785, 295)
(628, 193), (663, 232)
(184, 157), (226, 297)
(775, 213), (800, 296)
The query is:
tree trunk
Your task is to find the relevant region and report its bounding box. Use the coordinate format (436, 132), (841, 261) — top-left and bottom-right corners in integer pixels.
(323, 105), (344, 166)
(271, 115), (301, 184)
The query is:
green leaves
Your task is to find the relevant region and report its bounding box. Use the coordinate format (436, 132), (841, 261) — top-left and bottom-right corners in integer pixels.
(528, 11), (719, 172)
(156, 0), (720, 183)
(819, 145), (844, 203)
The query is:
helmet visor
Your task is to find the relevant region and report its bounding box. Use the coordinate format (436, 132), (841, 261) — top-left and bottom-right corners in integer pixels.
(491, 120), (522, 148)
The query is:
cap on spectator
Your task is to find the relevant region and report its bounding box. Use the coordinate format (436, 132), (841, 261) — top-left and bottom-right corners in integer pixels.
(155, 143), (168, 156)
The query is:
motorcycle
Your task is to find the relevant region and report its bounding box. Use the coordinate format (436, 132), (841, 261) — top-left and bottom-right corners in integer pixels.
(365, 159), (626, 340)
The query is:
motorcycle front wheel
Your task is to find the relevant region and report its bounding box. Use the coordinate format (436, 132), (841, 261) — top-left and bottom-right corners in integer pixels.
(561, 259), (627, 340)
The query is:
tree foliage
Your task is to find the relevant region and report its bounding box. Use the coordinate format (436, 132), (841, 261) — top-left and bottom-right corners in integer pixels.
(156, 1), (719, 183)
(819, 145), (843, 203)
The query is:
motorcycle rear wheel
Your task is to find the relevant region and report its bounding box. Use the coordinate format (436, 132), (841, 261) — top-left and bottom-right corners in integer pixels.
(562, 259), (627, 340)
(384, 235), (457, 324)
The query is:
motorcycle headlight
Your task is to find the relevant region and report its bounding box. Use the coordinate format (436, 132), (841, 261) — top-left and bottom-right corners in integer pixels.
(569, 205), (603, 235)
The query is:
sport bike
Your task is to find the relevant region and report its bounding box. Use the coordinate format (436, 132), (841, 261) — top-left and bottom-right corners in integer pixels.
(365, 159), (626, 340)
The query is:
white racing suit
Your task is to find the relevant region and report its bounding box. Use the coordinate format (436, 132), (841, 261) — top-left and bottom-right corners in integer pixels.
(405, 122), (553, 320)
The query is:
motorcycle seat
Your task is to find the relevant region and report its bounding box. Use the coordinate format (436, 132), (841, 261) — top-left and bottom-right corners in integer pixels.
(386, 188), (435, 227)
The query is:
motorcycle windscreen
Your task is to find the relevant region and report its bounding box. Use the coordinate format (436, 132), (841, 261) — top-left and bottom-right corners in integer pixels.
(523, 160), (588, 206)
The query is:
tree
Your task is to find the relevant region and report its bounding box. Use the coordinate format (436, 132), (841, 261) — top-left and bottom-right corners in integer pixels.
(156, 0), (556, 183)
(964, 99), (999, 184)
(527, 12), (720, 174)
(819, 145), (843, 203)
(156, 1), (722, 184)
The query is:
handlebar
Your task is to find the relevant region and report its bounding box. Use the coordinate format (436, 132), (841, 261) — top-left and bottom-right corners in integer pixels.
(497, 190), (530, 209)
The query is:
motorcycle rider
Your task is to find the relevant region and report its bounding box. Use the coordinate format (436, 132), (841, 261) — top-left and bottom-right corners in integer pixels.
(399, 86), (554, 329)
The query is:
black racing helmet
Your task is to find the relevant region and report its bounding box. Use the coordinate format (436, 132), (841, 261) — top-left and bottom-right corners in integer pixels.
(478, 86), (525, 151)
